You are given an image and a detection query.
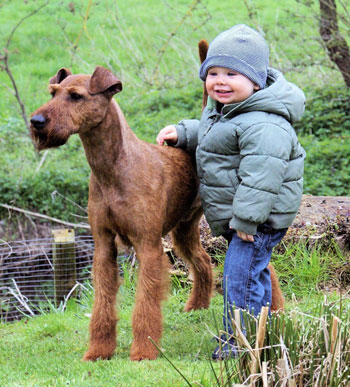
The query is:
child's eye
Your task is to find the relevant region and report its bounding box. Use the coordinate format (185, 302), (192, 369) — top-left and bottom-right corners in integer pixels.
(208, 72), (217, 76)
(227, 72), (236, 76)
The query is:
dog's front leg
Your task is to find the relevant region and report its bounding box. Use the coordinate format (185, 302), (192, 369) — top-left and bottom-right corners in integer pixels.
(130, 242), (170, 361)
(83, 232), (120, 361)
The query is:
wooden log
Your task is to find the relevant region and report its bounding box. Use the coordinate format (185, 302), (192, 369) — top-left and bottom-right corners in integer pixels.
(52, 229), (76, 307)
(292, 195), (350, 227)
(182, 195), (350, 255)
(162, 195), (350, 294)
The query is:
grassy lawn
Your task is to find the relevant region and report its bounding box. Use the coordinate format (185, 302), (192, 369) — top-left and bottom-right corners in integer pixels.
(0, 0), (336, 119)
(1, 255), (349, 386)
(0, 285), (225, 387)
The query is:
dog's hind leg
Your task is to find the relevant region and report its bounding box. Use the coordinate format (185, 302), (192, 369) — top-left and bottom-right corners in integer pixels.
(83, 231), (120, 361)
(171, 209), (213, 311)
(130, 241), (170, 361)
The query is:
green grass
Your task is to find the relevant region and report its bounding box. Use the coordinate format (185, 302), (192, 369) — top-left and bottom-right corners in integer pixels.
(1, 244), (349, 386)
(0, 275), (349, 386)
(272, 241), (350, 298)
(0, 0), (344, 118)
(0, 283), (225, 387)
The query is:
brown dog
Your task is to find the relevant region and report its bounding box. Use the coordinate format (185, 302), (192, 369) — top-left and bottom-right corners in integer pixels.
(30, 66), (214, 361)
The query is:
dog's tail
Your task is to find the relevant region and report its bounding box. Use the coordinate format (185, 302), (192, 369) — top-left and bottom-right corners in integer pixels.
(198, 39), (209, 110)
(269, 263), (285, 312)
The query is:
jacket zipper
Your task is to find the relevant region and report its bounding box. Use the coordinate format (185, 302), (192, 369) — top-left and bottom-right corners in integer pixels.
(204, 113), (222, 136)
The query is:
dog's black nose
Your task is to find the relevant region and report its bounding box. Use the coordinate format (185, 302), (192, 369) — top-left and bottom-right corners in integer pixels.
(30, 114), (47, 130)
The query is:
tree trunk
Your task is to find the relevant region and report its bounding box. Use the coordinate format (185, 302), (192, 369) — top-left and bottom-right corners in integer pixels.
(319, 0), (350, 87)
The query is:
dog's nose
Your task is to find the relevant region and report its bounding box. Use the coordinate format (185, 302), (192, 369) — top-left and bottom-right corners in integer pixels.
(30, 114), (47, 130)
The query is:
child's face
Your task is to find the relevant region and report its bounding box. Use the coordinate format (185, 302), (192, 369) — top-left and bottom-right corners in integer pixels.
(205, 67), (260, 104)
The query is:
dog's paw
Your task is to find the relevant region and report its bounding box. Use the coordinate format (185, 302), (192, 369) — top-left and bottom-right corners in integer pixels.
(130, 351), (158, 361)
(184, 300), (210, 312)
(130, 343), (159, 361)
(82, 349), (114, 362)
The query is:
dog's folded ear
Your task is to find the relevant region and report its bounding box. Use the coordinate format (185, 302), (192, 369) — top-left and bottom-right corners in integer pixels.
(50, 68), (72, 84)
(89, 66), (123, 97)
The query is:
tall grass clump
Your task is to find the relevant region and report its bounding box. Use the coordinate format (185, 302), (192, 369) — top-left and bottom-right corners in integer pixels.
(154, 241), (350, 386)
(206, 298), (350, 386)
(157, 298), (349, 386)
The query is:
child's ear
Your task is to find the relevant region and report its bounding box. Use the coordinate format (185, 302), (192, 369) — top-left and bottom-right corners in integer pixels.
(254, 84), (260, 91)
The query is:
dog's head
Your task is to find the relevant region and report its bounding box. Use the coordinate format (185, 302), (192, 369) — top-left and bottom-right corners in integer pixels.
(30, 66), (122, 151)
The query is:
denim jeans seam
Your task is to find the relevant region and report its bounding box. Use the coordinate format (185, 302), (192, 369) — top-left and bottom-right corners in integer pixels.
(244, 246), (259, 309)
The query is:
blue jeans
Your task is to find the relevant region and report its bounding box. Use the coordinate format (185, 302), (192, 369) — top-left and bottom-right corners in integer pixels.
(222, 225), (287, 334)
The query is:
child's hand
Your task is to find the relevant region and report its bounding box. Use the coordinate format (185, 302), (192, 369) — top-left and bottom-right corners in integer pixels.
(236, 230), (254, 242)
(156, 125), (178, 146)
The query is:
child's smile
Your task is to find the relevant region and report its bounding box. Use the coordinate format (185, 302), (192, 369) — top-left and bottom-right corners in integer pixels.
(214, 89), (234, 100)
(206, 67), (260, 104)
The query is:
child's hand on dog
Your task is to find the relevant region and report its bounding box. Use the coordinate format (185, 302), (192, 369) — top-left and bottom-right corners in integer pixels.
(157, 125), (178, 146)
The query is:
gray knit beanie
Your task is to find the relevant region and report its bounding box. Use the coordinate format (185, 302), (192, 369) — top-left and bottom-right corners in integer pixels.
(199, 24), (269, 89)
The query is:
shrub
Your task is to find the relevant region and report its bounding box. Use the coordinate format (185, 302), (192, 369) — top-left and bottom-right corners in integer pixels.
(0, 118), (89, 222)
(301, 135), (350, 196)
(0, 85), (349, 225)
(205, 299), (350, 386)
(295, 86), (350, 137)
(119, 85), (203, 141)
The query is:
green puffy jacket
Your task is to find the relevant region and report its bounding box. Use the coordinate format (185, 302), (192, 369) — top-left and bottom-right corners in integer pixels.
(174, 68), (306, 236)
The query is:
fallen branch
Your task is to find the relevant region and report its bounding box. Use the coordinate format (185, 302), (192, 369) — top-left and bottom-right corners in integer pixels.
(0, 203), (90, 229)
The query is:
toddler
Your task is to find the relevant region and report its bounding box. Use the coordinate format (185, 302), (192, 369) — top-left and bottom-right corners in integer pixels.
(157, 24), (306, 359)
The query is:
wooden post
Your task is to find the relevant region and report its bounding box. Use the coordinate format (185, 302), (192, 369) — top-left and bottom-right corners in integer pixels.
(52, 229), (76, 307)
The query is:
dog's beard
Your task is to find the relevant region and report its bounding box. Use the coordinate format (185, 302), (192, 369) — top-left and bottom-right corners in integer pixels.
(30, 127), (69, 151)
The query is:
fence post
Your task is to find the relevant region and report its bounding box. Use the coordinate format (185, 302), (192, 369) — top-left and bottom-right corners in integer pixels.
(52, 229), (76, 307)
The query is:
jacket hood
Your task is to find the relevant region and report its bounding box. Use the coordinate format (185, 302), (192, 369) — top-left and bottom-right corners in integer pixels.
(209, 68), (306, 124)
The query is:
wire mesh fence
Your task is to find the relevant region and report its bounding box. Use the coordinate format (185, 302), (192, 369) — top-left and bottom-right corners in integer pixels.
(0, 233), (95, 322)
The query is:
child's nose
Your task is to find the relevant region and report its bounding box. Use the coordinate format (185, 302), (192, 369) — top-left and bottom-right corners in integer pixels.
(217, 75), (226, 84)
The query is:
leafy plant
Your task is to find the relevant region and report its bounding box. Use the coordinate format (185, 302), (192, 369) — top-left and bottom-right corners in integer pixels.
(301, 135), (350, 196)
(295, 86), (350, 137)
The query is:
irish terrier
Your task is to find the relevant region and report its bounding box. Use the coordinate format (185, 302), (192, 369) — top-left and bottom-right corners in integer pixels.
(29, 66), (214, 361)
(30, 64), (283, 361)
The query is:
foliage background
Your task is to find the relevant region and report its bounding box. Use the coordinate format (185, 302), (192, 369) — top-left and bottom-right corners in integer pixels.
(0, 0), (349, 227)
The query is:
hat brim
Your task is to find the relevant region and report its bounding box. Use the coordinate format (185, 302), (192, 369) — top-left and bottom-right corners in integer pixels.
(199, 55), (265, 89)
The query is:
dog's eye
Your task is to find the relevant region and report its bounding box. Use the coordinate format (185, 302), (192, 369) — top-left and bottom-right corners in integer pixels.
(70, 92), (83, 101)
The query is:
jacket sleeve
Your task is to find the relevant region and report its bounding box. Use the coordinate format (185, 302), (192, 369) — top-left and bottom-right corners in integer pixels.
(229, 123), (292, 235)
(173, 119), (200, 153)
